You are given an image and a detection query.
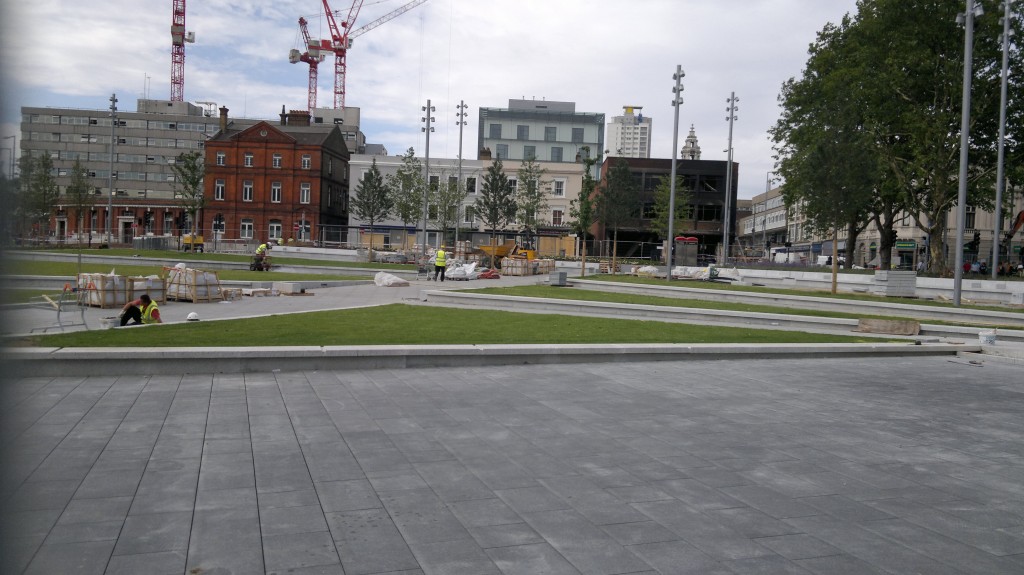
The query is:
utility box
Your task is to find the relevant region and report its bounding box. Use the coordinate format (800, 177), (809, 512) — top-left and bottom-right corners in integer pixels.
(673, 236), (699, 266)
(549, 271), (567, 286)
(874, 270), (917, 298)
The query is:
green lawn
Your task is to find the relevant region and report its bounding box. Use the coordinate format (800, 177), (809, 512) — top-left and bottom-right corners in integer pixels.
(26, 304), (885, 348)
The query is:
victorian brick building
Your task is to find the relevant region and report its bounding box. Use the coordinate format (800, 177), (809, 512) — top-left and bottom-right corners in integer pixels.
(203, 109), (350, 245)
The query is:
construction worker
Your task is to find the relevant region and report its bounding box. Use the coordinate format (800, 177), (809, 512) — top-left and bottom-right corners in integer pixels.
(119, 294), (162, 326)
(433, 245), (448, 282)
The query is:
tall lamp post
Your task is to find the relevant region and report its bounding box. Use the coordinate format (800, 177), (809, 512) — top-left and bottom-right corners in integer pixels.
(420, 100), (435, 259)
(953, 1), (982, 306)
(106, 93), (118, 245)
(455, 100), (468, 249)
(992, 0), (1013, 279)
(667, 65), (685, 282)
(722, 93), (738, 264)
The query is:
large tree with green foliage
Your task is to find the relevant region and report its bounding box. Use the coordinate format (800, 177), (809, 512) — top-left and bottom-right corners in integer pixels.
(65, 159), (94, 268)
(649, 174), (692, 245)
(598, 158), (639, 273)
(569, 147), (598, 277)
(170, 151), (205, 248)
(515, 158), (548, 250)
(429, 171), (466, 248)
(474, 158), (516, 260)
(385, 147), (426, 249)
(26, 153), (59, 240)
(351, 157), (393, 261)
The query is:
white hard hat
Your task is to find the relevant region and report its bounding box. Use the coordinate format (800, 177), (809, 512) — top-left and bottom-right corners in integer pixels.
(186, 312), (200, 321)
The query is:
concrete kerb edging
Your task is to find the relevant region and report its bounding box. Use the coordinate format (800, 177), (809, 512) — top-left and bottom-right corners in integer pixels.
(1, 342), (981, 377)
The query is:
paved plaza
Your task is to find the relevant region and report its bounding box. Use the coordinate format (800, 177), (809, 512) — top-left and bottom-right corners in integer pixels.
(2, 354), (1023, 574)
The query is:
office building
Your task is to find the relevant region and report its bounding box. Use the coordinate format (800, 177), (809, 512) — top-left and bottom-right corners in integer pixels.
(478, 99), (604, 165)
(607, 106), (651, 158)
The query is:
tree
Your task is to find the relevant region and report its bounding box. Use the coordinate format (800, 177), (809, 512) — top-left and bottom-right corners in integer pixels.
(569, 147), (598, 277)
(65, 159), (95, 270)
(26, 153), (59, 241)
(430, 171), (465, 248)
(515, 157), (548, 250)
(474, 157), (516, 263)
(598, 158), (639, 273)
(170, 151), (205, 248)
(385, 147), (426, 250)
(351, 157), (393, 261)
(649, 174), (692, 245)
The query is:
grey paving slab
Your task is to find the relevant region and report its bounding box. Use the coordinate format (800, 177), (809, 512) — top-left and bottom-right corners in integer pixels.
(2, 355), (1024, 574)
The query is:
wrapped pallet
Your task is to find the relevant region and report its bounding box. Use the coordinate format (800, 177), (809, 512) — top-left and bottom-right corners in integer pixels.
(165, 264), (223, 302)
(126, 275), (166, 303)
(77, 273), (127, 308)
(500, 258), (530, 276)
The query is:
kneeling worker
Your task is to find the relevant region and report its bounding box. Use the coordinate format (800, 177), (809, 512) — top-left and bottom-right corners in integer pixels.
(120, 294), (162, 326)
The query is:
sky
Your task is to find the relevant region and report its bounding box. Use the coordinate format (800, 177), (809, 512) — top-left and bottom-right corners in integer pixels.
(0, 0), (860, 199)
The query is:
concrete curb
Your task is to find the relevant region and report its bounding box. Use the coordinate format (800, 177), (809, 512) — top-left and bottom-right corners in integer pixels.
(2, 342), (980, 377)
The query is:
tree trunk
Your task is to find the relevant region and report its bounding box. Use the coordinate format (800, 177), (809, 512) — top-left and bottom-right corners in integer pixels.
(611, 228), (619, 275)
(580, 235), (587, 278)
(831, 227), (839, 295)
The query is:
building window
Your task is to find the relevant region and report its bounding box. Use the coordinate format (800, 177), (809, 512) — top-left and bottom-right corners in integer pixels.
(489, 124), (502, 139)
(448, 176), (458, 191)
(269, 221), (282, 240)
(271, 182), (282, 203)
(552, 209), (564, 226)
(508, 178), (518, 195)
(571, 128), (584, 143)
(524, 145), (536, 160)
(240, 218), (254, 239)
(551, 147), (563, 162)
(272, 153), (282, 168)
(300, 182), (311, 204)
(545, 126), (557, 142)
(244, 152), (254, 167)
(495, 144), (508, 159)
(552, 179), (565, 197)
(517, 125), (529, 140)
(215, 179), (225, 200)
(301, 154), (312, 169)
(429, 175), (439, 191)
(216, 152), (226, 166)
(242, 180), (253, 202)
(466, 177), (477, 195)
(463, 206), (475, 224)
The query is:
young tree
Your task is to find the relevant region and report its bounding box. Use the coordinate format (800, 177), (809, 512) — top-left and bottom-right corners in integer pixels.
(430, 171), (466, 248)
(598, 158), (639, 273)
(27, 153), (59, 241)
(170, 151), (205, 249)
(569, 147), (598, 277)
(474, 158), (516, 264)
(351, 157), (393, 261)
(515, 157), (548, 251)
(649, 174), (692, 246)
(385, 147), (426, 250)
(65, 159), (95, 269)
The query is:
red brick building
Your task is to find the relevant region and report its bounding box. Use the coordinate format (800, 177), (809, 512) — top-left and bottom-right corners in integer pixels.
(204, 110), (350, 245)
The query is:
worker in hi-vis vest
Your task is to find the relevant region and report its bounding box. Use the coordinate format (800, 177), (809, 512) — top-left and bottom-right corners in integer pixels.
(432, 246), (448, 282)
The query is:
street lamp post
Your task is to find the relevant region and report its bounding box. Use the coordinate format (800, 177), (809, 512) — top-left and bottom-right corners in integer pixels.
(953, 1), (982, 306)
(455, 100), (468, 249)
(667, 65), (685, 282)
(723, 93), (738, 264)
(992, 0), (1013, 279)
(421, 100), (435, 259)
(106, 93), (118, 245)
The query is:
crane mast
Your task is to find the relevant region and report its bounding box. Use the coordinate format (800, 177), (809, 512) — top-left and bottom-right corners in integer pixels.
(170, 0), (194, 101)
(289, 17), (326, 111)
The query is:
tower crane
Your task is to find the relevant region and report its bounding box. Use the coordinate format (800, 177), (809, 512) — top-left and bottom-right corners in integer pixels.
(289, 17), (328, 111)
(170, 0), (195, 101)
(317, 0), (428, 109)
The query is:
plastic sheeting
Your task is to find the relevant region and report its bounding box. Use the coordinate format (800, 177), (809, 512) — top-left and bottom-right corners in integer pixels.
(374, 271), (410, 287)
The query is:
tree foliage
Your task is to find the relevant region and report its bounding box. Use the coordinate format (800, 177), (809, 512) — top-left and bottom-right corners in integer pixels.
(474, 158), (517, 251)
(649, 174), (692, 241)
(26, 153), (59, 238)
(598, 158), (639, 272)
(569, 147), (598, 277)
(170, 151), (206, 244)
(430, 171), (466, 246)
(351, 157), (392, 260)
(65, 159), (94, 248)
(386, 147), (426, 238)
(515, 157), (548, 250)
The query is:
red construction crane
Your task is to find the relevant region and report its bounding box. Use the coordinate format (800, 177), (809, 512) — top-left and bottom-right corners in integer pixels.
(289, 17), (328, 110)
(170, 0), (195, 101)
(319, 0), (428, 109)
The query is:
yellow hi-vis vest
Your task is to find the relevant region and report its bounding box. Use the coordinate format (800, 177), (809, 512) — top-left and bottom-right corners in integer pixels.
(141, 301), (160, 324)
(435, 250), (447, 267)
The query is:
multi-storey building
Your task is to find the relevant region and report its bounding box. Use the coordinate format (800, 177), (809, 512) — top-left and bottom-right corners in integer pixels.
(346, 151), (584, 257)
(478, 99), (604, 166)
(203, 109), (350, 245)
(606, 106), (651, 158)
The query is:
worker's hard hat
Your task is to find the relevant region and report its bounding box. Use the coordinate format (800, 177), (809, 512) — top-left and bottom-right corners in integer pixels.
(186, 312), (200, 321)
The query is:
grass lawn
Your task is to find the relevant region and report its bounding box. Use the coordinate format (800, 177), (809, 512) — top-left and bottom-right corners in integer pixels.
(26, 304), (885, 348)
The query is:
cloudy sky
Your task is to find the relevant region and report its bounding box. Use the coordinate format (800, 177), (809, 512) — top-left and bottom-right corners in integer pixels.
(1, 0), (859, 199)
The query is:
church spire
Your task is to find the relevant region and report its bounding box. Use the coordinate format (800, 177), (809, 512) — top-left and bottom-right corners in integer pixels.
(680, 124), (701, 160)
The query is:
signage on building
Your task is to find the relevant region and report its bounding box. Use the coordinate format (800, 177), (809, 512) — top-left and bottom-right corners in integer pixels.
(894, 240), (917, 249)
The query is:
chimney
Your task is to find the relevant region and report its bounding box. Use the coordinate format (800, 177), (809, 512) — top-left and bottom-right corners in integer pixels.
(479, 147), (492, 161)
(280, 105), (287, 125)
(219, 106), (229, 132)
(286, 109), (311, 127)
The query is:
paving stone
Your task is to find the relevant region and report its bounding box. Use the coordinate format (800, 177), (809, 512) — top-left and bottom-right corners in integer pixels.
(187, 506), (264, 575)
(261, 504), (329, 536)
(754, 533), (842, 560)
(467, 522), (546, 549)
(407, 538), (500, 575)
(325, 508), (420, 575)
(23, 539), (116, 575)
(45, 519), (124, 544)
(379, 488), (473, 544)
(485, 542), (580, 575)
(633, 499), (776, 561)
(521, 508), (653, 575)
(262, 531), (341, 573)
(113, 510), (192, 556)
(495, 485), (571, 515)
(624, 539), (733, 575)
(600, 520), (681, 546)
(448, 497), (522, 528)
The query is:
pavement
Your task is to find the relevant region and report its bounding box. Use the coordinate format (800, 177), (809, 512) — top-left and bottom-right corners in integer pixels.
(3, 267), (1024, 574)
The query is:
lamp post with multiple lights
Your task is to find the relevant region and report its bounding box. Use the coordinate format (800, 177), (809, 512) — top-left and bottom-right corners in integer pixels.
(953, 1), (983, 306)
(992, 0), (1014, 279)
(455, 100), (468, 248)
(722, 93), (738, 264)
(106, 93), (118, 245)
(666, 65), (684, 282)
(420, 100), (435, 260)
